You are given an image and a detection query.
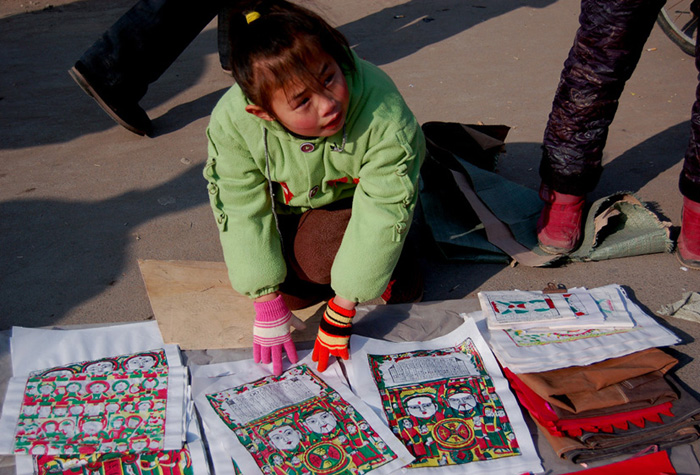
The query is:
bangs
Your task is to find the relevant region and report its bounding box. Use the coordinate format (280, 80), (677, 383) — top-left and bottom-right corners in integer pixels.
(253, 37), (332, 113)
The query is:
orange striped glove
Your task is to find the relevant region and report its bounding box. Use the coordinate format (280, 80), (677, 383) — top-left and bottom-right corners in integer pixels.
(312, 298), (355, 372)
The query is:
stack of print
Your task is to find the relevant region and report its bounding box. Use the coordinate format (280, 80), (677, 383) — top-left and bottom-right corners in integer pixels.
(0, 322), (209, 474)
(478, 284), (700, 463)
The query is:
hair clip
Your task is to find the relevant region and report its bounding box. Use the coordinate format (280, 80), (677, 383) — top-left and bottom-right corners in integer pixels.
(245, 11), (260, 24)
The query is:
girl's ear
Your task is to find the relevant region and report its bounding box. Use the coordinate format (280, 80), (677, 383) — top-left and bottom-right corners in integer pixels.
(245, 104), (275, 122)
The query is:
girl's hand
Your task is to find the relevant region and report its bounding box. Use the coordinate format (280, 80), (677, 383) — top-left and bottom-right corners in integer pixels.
(253, 294), (306, 375)
(312, 297), (356, 372)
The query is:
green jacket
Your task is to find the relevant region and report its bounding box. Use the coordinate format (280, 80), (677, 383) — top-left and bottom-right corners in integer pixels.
(204, 54), (425, 302)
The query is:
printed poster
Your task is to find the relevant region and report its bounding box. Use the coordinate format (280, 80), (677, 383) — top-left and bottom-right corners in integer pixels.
(347, 318), (542, 475)
(32, 447), (194, 475)
(194, 355), (413, 475)
(16, 404), (210, 475)
(3, 323), (209, 474)
(0, 345), (187, 456)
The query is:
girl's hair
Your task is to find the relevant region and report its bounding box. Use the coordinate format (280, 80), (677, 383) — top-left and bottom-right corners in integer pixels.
(228, 0), (356, 115)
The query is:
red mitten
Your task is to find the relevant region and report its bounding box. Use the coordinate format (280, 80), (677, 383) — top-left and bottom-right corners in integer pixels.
(312, 298), (355, 372)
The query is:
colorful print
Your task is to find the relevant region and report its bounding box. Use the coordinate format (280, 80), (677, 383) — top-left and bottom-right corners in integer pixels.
(206, 364), (398, 474)
(35, 446), (193, 475)
(505, 327), (633, 347)
(14, 350), (169, 455)
(367, 339), (520, 468)
(491, 297), (557, 317)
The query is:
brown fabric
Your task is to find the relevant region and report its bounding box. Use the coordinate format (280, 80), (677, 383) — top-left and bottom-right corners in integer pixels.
(518, 348), (678, 414)
(538, 419), (700, 464)
(275, 200), (353, 310)
(293, 205), (352, 284)
(537, 374), (700, 464)
(551, 372), (678, 419)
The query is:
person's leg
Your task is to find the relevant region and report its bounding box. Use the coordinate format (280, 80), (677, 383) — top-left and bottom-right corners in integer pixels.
(275, 209), (338, 311)
(286, 199), (422, 308)
(288, 200), (353, 290)
(537, 0), (665, 253)
(217, 5), (235, 73)
(677, 21), (700, 269)
(70, 0), (222, 135)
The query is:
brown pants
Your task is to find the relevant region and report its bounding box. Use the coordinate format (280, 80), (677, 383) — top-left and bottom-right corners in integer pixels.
(277, 200), (353, 309)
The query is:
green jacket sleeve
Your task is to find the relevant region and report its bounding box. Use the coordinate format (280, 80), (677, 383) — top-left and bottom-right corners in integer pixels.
(203, 100), (286, 298)
(330, 112), (425, 302)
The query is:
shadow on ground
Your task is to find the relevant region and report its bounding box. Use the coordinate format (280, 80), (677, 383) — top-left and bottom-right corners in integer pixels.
(0, 120), (690, 329)
(0, 165), (207, 330)
(0, 0), (556, 149)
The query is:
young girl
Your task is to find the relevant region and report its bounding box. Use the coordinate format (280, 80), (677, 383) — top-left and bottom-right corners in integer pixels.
(204, 0), (425, 375)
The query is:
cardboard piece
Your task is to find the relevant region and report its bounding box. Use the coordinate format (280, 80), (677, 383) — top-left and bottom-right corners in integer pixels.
(137, 259), (325, 350)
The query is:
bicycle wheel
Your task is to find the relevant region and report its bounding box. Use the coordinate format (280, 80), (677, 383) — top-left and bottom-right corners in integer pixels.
(657, 0), (697, 56)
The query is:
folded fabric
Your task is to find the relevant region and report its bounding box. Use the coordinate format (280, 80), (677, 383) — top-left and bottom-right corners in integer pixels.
(578, 377), (700, 449)
(539, 415), (698, 465)
(535, 374), (700, 464)
(419, 121), (551, 265)
(658, 291), (700, 324)
(419, 122), (673, 266)
(550, 373), (678, 420)
(569, 192), (673, 262)
(561, 449), (676, 474)
(515, 348), (678, 413)
(504, 367), (675, 438)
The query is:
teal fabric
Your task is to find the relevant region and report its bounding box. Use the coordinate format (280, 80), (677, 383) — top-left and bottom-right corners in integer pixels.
(419, 153), (509, 263)
(419, 154), (544, 263)
(420, 154), (672, 265)
(457, 158), (543, 251)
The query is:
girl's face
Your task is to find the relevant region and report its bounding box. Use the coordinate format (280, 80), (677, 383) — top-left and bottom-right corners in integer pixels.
(247, 53), (349, 139)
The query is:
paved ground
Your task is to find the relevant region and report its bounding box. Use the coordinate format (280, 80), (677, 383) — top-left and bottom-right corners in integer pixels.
(1, 0), (699, 472)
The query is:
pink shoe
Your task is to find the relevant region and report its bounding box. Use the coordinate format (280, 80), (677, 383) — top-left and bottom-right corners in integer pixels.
(677, 197), (700, 269)
(536, 184), (585, 255)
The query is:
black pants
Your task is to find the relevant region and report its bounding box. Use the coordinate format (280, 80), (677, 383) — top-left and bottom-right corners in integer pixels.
(540, 0), (700, 202)
(76, 0), (237, 103)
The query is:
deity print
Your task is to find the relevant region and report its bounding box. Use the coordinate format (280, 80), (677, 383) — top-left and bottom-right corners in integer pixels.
(14, 349), (170, 455)
(367, 339), (521, 468)
(207, 364), (398, 474)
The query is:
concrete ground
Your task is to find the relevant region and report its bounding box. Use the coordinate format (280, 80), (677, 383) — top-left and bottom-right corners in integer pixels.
(1, 0), (699, 472)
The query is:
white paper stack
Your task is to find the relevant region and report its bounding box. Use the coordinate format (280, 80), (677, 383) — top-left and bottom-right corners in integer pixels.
(478, 285), (681, 373)
(479, 289), (607, 331)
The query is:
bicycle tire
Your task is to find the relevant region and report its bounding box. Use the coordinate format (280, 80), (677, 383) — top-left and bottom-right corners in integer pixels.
(657, 2), (697, 56)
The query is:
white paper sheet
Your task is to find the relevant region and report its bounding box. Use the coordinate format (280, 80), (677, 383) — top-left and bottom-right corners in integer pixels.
(191, 361), (261, 475)
(571, 284), (635, 328)
(346, 318), (543, 475)
(480, 285), (680, 373)
(192, 354), (413, 475)
(0, 345), (186, 455)
(10, 322), (165, 377)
